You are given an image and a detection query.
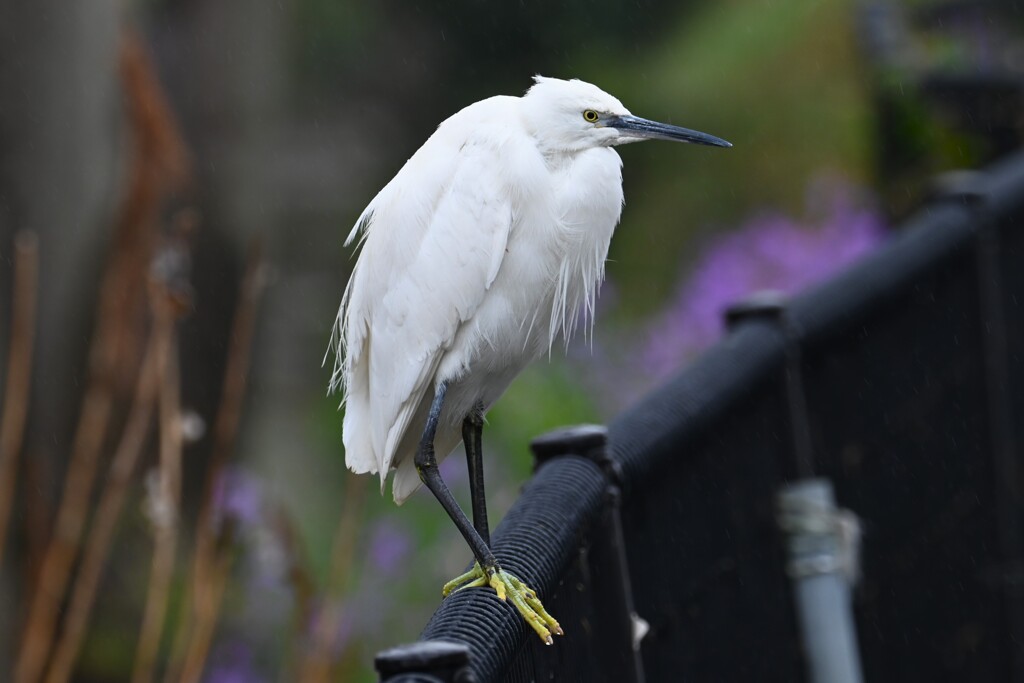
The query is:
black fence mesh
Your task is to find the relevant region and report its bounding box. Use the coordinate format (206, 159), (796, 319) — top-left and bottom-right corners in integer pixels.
(376, 155), (1024, 682)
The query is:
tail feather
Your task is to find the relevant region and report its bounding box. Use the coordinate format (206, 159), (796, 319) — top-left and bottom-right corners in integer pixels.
(342, 357), (378, 477)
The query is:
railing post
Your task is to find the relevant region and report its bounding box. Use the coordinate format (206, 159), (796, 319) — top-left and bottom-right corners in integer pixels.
(532, 425), (646, 683)
(727, 294), (864, 683)
(375, 641), (475, 683)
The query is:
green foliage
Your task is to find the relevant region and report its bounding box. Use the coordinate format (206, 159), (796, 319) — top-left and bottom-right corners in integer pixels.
(488, 361), (603, 483)
(582, 0), (873, 314)
(293, 0), (383, 91)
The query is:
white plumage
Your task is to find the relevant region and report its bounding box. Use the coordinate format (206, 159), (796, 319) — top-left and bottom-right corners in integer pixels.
(329, 75), (729, 504)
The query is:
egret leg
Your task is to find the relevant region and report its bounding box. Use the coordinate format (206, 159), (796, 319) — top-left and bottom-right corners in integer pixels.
(416, 384), (562, 644)
(463, 405), (490, 545)
(415, 383), (495, 568)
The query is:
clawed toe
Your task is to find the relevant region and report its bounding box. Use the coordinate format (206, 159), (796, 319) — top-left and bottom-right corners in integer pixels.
(441, 563), (562, 644)
(442, 562), (488, 597)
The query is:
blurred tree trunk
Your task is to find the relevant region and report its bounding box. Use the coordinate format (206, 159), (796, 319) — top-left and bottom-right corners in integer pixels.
(0, 0), (120, 666)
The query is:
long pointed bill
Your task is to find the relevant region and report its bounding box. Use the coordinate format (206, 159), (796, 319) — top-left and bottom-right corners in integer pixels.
(605, 114), (732, 147)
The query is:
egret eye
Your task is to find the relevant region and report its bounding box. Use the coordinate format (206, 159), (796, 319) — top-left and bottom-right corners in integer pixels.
(583, 110), (599, 123)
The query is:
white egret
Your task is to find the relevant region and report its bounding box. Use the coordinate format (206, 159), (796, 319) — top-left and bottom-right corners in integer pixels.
(328, 75), (730, 644)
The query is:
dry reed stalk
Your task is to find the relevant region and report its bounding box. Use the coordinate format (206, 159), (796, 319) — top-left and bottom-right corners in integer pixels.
(21, 454), (51, 601)
(16, 29), (190, 683)
(298, 474), (368, 683)
(273, 507), (317, 681)
(0, 232), (39, 567)
(103, 31), (191, 393)
(192, 242), (264, 588)
(164, 243), (264, 683)
(15, 330), (121, 683)
(132, 301), (183, 683)
(177, 542), (233, 683)
(42, 307), (174, 683)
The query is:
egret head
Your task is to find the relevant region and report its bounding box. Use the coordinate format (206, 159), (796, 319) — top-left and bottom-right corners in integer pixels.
(522, 75), (731, 154)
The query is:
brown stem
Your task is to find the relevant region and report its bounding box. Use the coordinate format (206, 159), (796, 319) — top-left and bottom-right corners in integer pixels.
(298, 474), (368, 683)
(15, 350), (119, 683)
(271, 508), (317, 682)
(42, 309), (173, 683)
(132, 302), (183, 683)
(21, 454), (51, 611)
(165, 242), (264, 683)
(194, 241), (264, 584)
(177, 545), (233, 683)
(0, 232), (39, 568)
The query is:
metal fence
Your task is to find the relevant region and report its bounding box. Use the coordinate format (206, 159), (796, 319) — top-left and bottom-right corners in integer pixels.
(375, 152), (1024, 682)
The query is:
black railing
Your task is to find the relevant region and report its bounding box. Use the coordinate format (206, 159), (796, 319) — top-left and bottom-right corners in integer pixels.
(376, 151), (1024, 682)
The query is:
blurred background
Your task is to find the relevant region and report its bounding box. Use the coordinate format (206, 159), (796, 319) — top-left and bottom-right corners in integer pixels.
(0, 0), (1020, 680)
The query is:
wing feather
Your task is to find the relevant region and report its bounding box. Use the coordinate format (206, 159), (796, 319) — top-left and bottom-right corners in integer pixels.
(332, 121), (519, 491)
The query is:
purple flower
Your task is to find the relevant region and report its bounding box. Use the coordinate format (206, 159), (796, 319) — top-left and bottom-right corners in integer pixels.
(367, 519), (411, 576)
(640, 181), (884, 379)
(210, 468), (293, 587)
(205, 642), (265, 683)
(438, 455), (468, 487)
(212, 467), (264, 530)
(573, 179), (886, 413)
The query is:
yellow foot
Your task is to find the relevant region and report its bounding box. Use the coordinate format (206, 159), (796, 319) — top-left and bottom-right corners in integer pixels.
(442, 562), (563, 645)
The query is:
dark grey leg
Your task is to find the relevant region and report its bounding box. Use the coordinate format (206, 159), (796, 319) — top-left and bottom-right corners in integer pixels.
(416, 383), (497, 570)
(463, 405), (490, 545)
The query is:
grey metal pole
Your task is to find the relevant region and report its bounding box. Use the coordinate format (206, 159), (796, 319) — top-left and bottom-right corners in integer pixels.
(726, 294), (865, 683)
(777, 478), (864, 683)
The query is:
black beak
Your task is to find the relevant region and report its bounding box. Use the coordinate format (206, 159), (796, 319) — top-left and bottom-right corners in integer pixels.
(605, 114), (732, 148)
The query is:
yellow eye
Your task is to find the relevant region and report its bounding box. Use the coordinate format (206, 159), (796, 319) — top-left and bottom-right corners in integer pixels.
(583, 110), (599, 123)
